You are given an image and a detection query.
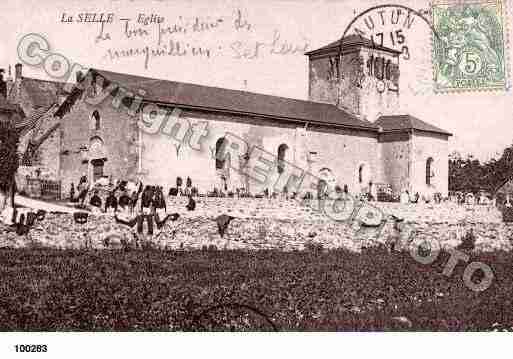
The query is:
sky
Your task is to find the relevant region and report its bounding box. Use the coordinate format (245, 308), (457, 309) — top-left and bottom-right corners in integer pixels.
(0, 0), (512, 161)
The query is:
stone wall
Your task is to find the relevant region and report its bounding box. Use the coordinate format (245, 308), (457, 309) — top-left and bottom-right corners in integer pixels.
(379, 131), (411, 193)
(1, 199), (511, 253)
(357, 47), (400, 122)
(308, 53), (340, 106)
(31, 112), (61, 180)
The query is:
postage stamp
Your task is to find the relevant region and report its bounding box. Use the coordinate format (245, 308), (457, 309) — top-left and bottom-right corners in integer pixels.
(432, 0), (508, 92)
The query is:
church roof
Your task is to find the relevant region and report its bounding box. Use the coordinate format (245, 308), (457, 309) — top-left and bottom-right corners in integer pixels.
(59, 68), (379, 132)
(305, 35), (402, 56)
(376, 115), (452, 136)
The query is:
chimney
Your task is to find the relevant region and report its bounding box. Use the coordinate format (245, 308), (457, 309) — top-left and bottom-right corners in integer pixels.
(0, 69), (6, 98)
(76, 71), (84, 83)
(5, 65), (14, 99)
(15, 63), (22, 80)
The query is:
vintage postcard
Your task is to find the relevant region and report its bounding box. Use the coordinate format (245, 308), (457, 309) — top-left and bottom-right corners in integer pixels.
(0, 0), (512, 356)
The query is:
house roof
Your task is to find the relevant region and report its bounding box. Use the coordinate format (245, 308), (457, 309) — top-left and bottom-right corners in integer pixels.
(375, 115), (452, 136)
(59, 68), (379, 131)
(305, 35), (402, 56)
(19, 77), (67, 108)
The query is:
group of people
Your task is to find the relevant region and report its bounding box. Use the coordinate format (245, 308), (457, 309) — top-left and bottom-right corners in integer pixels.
(70, 176), (196, 214)
(68, 176), (198, 236)
(0, 205), (46, 235)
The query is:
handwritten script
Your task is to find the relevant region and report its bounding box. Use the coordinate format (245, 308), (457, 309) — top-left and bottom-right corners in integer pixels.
(90, 9), (310, 69)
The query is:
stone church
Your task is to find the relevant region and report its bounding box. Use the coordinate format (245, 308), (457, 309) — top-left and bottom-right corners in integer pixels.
(5, 35), (451, 198)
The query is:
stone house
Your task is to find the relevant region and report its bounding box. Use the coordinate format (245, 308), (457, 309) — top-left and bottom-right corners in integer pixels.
(4, 63), (68, 183)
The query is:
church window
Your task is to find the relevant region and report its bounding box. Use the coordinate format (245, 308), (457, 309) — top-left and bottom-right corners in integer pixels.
(92, 110), (101, 130)
(385, 60), (392, 80)
(277, 144), (288, 174)
(366, 55), (374, 76)
(215, 137), (228, 170)
(426, 157), (434, 185)
(374, 57), (384, 80)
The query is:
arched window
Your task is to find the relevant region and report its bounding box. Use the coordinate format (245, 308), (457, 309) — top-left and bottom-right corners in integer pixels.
(358, 164), (364, 184)
(92, 110), (100, 130)
(215, 137), (228, 170)
(385, 59), (392, 80)
(374, 56), (384, 80)
(426, 157), (434, 185)
(277, 144), (288, 174)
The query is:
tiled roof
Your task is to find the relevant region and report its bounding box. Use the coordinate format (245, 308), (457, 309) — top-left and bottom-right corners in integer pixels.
(305, 35), (402, 56)
(85, 68), (379, 131)
(21, 77), (67, 108)
(375, 115), (452, 136)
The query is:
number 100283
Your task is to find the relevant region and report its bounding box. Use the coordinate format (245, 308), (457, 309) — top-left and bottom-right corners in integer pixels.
(14, 344), (47, 353)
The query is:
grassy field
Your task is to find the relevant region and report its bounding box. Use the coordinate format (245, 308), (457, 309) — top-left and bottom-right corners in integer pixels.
(0, 247), (512, 331)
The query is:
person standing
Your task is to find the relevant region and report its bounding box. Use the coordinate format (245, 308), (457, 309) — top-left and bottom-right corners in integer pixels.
(69, 183), (75, 202)
(105, 190), (118, 214)
(138, 185), (154, 235)
(153, 187), (167, 225)
(77, 175), (89, 205)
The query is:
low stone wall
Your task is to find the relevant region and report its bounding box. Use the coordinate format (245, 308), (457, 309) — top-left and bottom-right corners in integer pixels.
(164, 197), (503, 223)
(0, 198), (511, 252)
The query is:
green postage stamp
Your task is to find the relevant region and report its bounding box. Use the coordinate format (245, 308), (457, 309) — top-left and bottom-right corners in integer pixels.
(432, 0), (508, 92)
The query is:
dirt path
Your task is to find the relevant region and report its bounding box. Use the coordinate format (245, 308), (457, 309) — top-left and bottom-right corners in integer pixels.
(14, 195), (85, 214)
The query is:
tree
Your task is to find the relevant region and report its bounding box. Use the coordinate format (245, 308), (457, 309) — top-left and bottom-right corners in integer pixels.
(449, 143), (513, 194)
(0, 119), (20, 211)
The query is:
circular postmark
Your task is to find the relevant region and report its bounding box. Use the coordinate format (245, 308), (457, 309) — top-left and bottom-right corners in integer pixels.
(341, 4), (439, 61)
(338, 4), (441, 97)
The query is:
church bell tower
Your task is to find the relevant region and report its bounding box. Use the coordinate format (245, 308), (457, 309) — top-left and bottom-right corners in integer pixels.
(306, 35), (400, 122)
